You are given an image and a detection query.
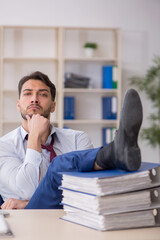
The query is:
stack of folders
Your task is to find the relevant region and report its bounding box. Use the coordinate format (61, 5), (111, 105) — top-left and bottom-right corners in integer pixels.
(64, 73), (90, 88)
(60, 162), (160, 231)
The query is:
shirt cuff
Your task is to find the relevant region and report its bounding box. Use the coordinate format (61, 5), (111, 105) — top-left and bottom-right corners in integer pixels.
(24, 148), (42, 167)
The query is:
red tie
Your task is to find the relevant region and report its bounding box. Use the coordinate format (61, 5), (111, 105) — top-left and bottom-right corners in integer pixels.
(25, 134), (56, 162)
(41, 136), (57, 162)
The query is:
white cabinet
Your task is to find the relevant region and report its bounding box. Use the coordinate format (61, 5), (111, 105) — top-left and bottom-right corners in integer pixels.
(0, 26), (121, 147)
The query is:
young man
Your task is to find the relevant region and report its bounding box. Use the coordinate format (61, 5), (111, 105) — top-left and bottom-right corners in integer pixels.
(0, 71), (143, 209)
(0, 71), (93, 209)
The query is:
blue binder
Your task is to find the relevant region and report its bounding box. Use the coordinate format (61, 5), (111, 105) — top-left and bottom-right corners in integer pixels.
(102, 66), (113, 89)
(64, 97), (75, 120)
(60, 162), (160, 180)
(102, 97), (117, 119)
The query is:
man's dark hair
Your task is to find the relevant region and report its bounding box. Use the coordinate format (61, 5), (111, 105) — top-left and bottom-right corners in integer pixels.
(18, 71), (56, 101)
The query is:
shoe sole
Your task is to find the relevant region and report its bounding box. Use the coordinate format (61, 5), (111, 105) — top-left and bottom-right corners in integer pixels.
(115, 89), (143, 171)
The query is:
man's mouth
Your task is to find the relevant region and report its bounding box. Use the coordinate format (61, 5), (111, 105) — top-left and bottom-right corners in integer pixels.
(27, 104), (42, 110)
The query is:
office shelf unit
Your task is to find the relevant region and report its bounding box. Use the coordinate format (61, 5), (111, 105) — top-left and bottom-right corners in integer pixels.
(0, 26), (121, 147)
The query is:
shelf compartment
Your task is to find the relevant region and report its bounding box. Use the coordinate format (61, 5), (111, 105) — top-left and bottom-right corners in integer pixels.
(63, 61), (119, 89)
(3, 60), (57, 91)
(64, 28), (118, 60)
(3, 27), (58, 58)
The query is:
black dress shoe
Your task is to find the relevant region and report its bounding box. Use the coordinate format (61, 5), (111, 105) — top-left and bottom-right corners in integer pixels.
(96, 89), (143, 171)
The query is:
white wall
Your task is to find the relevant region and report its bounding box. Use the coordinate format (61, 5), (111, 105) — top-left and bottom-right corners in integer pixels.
(0, 0), (160, 162)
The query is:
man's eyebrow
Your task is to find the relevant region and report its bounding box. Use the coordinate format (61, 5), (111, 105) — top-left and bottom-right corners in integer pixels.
(39, 89), (49, 93)
(23, 89), (32, 92)
(23, 89), (49, 92)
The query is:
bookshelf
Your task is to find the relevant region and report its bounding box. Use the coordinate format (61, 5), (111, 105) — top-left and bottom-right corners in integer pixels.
(0, 26), (121, 147)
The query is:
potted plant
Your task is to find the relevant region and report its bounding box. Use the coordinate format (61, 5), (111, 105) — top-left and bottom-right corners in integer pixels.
(83, 42), (98, 58)
(130, 56), (160, 155)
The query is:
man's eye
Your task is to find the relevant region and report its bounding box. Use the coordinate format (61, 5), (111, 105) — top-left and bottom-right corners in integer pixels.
(24, 92), (31, 96)
(40, 93), (48, 97)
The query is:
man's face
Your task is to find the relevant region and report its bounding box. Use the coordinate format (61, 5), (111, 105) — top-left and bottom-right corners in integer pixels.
(17, 79), (56, 120)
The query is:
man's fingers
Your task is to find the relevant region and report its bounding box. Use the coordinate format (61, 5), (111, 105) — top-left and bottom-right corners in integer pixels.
(1, 198), (16, 209)
(1, 201), (9, 209)
(1, 202), (6, 209)
(26, 115), (31, 121)
(1, 199), (29, 210)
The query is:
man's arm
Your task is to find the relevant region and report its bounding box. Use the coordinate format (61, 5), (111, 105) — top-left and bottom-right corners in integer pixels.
(75, 131), (94, 150)
(0, 114), (50, 200)
(0, 141), (41, 200)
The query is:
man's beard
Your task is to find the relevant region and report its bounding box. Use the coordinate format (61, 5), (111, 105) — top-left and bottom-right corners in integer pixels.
(20, 105), (52, 120)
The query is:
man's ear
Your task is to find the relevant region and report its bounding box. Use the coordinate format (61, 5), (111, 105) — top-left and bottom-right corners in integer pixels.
(17, 100), (20, 112)
(51, 101), (56, 113)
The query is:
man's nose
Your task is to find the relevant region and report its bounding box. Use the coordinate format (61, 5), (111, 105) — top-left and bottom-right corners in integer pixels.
(31, 94), (39, 104)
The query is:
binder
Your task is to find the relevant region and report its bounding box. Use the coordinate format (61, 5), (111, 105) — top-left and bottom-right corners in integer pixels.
(102, 66), (113, 89)
(61, 187), (160, 215)
(64, 97), (75, 120)
(102, 65), (118, 89)
(60, 162), (160, 231)
(60, 162), (160, 196)
(112, 65), (118, 89)
(62, 206), (160, 231)
(102, 96), (117, 119)
(102, 127), (116, 146)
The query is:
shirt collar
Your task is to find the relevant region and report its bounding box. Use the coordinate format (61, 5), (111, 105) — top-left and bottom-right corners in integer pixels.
(20, 126), (29, 141)
(20, 125), (56, 143)
(50, 124), (56, 136)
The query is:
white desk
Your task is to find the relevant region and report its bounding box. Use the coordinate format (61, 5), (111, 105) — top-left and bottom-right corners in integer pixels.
(1, 210), (160, 240)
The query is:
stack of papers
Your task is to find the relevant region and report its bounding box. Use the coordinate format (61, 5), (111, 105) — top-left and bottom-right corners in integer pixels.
(60, 162), (160, 231)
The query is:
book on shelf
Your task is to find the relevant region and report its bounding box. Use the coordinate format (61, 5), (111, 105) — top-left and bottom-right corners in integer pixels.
(102, 127), (117, 146)
(64, 72), (90, 88)
(102, 65), (118, 89)
(102, 96), (117, 120)
(59, 162), (160, 231)
(64, 97), (75, 120)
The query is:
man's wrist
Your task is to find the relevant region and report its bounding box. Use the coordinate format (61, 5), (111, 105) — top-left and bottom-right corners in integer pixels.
(27, 133), (42, 153)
